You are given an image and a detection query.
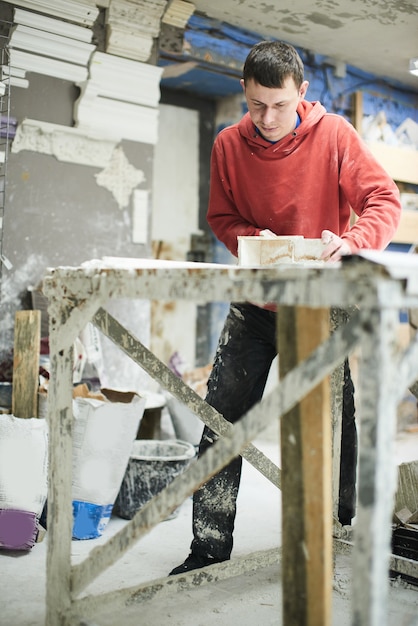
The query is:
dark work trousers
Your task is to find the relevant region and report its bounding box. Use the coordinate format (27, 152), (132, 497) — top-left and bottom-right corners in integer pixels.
(190, 302), (357, 562)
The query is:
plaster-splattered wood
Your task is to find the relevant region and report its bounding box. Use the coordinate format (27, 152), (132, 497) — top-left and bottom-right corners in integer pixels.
(12, 310), (41, 418)
(70, 320), (354, 598)
(279, 306), (332, 626)
(352, 307), (400, 626)
(93, 307), (281, 488)
(45, 344), (74, 626)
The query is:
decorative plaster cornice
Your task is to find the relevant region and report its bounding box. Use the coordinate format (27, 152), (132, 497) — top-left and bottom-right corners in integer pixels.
(8, 9), (95, 86)
(74, 51), (163, 143)
(2, 0), (99, 26)
(105, 0), (168, 62)
(11, 119), (117, 167)
(162, 0), (195, 29)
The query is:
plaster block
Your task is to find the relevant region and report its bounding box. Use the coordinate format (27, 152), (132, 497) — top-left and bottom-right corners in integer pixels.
(238, 235), (326, 267)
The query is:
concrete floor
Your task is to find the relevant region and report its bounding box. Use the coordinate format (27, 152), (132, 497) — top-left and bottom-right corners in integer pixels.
(1, 420), (418, 626)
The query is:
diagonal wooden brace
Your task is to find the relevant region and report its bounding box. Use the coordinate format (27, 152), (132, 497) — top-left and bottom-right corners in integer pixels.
(93, 307), (281, 489)
(72, 309), (361, 597)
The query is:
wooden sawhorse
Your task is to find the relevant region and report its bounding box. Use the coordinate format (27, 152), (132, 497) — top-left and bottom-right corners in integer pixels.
(42, 252), (418, 626)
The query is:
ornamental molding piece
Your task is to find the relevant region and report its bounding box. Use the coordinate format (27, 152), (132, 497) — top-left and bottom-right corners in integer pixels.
(2, 0), (99, 26)
(11, 120), (146, 209)
(105, 0), (168, 62)
(162, 0), (195, 29)
(8, 8), (96, 86)
(74, 51), (163, 144)
(11, 119), (117, 167)
(95, 145), (145, 209)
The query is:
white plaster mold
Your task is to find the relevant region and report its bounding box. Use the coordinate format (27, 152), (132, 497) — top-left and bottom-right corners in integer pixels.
(105, 0), (168, 62)
(95, 145), (145, 209)
(9, 8), (96, 86)
(162, 0), (195, 28)
(12, 119), (117, 168)
(238, 236), (327, 267)
(11, 121), (149, 224)
(4, 0), (99, 26)
(74, 52), (163, 144)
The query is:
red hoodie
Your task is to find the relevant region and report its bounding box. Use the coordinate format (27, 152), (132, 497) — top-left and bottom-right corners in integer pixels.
(207, 100), (401, 257)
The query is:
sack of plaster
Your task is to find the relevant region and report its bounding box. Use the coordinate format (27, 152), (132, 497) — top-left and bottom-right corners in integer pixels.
(0, 414), (48, 550)
(71, 387), (145, 540)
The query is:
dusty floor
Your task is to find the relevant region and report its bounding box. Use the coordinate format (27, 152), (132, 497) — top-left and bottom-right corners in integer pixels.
(1, 420), (418, 626)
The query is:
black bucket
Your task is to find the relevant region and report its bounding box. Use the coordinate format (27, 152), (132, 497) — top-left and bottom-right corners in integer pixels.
(114, 439), (195, 520)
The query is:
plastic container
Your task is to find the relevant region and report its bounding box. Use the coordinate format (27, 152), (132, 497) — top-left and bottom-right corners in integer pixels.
(0, 509), (38, 550)
(0, 415), (48, 550)
(114, 439), (195, 520)
(0, 382), (12, 410)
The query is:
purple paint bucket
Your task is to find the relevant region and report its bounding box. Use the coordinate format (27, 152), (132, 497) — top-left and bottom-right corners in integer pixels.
(0, 509), (38, 551)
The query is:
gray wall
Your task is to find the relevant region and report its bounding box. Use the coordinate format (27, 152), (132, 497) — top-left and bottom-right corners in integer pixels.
(0, 71), (153, 380)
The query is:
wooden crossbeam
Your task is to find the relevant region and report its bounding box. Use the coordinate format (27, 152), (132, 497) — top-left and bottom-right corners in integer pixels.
(70, 548), (281, 621)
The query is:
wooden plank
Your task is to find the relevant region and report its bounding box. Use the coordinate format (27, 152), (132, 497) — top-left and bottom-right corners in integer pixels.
(70, 548), (281, 621)
(279, 306), (332, 626)
(12, 310), (41, 418)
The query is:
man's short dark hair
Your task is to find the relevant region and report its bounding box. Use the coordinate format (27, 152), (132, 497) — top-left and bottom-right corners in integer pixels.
(243, 41), (304, 88)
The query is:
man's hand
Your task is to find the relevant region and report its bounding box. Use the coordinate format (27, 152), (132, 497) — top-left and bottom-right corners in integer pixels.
(320, 230), (352, 262)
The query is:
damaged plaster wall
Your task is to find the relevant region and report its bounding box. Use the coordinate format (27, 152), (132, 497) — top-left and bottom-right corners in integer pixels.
(150, 103), (199, 369)
(0, 71), (153, 389)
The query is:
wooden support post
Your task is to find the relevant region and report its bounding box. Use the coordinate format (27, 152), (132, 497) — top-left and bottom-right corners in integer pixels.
(352, 307), (400, 626)
(46, 343), (74, 626)
(279, 306), (333, 626)
(12, 310), (41, 418)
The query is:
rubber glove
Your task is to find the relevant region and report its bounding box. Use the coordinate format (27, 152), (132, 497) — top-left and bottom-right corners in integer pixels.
(320, 230), (352, 262)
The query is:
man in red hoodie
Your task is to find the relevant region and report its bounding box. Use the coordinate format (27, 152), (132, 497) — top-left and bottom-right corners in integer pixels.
(170, 40), (401, 575)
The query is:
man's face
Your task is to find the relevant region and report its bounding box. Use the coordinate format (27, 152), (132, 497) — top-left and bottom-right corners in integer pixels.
(241, 76), (309, 142)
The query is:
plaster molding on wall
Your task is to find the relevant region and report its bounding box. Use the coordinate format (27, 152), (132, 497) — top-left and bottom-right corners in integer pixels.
(10, 24), (96, 67)
(3, 0), (99, 26)
(107, 0), (168, 37)
(85, 51), (163, 107)
(11, 119), (117, 167)
(8, 9), (96, 87)
(162, 0), (195, 28)
(13, 8), (94, 43)
(105, 26), (154, 62)
(95, 145), (145, 209)
(74, 52), (163, 143)
(10, 48), (89, 83)
(105, 0), (168, 61)
(75, 96), (160, 143)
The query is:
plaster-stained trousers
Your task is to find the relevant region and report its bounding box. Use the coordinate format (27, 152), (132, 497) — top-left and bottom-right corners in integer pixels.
(190, 302), (357, 562)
